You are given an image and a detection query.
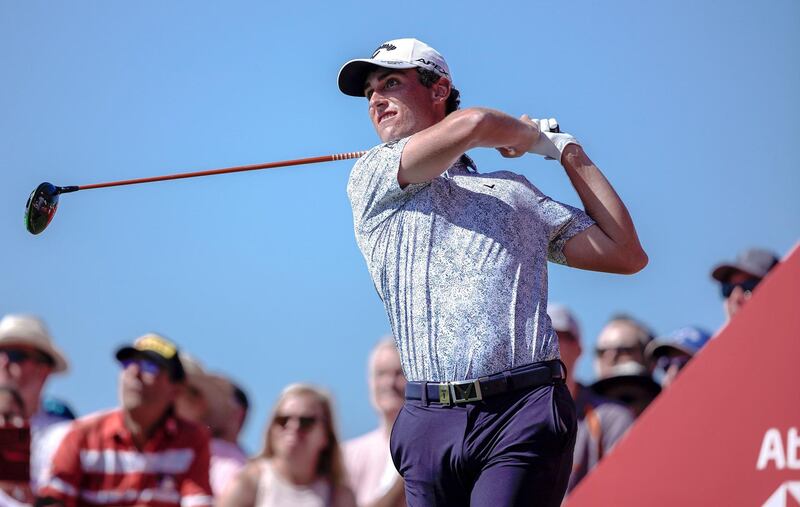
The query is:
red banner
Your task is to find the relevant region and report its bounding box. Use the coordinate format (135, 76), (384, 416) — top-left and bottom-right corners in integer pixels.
(566, 244), (800, 507)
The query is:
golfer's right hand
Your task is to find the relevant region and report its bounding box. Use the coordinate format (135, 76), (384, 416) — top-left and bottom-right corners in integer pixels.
(526, 117), (581, 162)
(496, 114), (540, 158)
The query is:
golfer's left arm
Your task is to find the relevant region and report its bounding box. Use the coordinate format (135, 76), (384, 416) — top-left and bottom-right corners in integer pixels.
(560, 144), (648, 274)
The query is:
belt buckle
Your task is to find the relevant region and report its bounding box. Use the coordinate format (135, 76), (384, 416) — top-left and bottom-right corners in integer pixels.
(438, 384), (451, 405)
(449, 379), (483, 404)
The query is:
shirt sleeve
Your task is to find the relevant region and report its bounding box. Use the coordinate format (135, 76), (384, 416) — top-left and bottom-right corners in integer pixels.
(180, 430), (213, 507)
(346, 137), (427, 233)
(539, 196), (595, 265)
(37, 427), (82, 507)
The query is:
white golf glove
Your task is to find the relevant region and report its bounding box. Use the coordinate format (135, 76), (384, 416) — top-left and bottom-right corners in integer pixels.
(527, 118), (580, 161)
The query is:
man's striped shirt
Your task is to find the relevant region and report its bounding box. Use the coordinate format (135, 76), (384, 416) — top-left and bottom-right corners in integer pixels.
(39, 409), (213, 507)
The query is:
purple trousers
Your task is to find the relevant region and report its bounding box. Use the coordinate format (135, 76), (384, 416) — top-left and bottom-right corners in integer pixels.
(390, 380), (576, 506)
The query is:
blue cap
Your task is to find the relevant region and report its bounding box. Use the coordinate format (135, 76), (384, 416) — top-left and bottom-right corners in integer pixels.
(645, 326), (712, 359)
(42, 397), (77, 421)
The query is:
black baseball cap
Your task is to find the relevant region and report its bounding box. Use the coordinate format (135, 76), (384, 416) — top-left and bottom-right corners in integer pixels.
(115, 333), (186, 382)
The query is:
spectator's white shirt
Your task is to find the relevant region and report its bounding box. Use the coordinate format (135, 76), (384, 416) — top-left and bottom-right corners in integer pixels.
(210, 438), (247, 497)
(344, 428), (398, 505)
(0, 489), (30, 507)
(30, 411), (72, 493)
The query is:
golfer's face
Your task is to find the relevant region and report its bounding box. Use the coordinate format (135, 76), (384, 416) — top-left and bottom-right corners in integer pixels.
(364, 68), (439, 142)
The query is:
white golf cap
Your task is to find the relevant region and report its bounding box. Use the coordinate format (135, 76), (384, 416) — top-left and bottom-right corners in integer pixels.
(547, 303), (581, 341)
(0, 314), (69, 373)
(338, 38), (451, 97)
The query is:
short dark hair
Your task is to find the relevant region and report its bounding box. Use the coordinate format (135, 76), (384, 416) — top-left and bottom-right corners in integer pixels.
(232, 384), (249, 411)
(416, 68), (460, 115)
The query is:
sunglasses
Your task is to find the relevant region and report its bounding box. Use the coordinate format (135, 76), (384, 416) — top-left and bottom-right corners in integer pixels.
(274, 414), (320, 431)
(120, 358), (162, 376)
(656, 355), (691, 372)
(0, 348), (50, 365)
(720, 278), (760, 298)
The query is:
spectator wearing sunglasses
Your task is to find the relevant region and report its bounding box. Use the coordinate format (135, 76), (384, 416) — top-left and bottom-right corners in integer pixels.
(219, 383), (355, 507)
(591, 315), (661, 417)
(645, 326), (712, 389)
(711, 247), (780, 321)
(37, 334), (213, 507)
(593, 314), (653, 379)
(0, 315), (72, 494)
(547, 304), (634, 494)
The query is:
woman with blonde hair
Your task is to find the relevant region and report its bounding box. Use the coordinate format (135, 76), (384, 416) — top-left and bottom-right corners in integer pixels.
(219, 383), (356, 507)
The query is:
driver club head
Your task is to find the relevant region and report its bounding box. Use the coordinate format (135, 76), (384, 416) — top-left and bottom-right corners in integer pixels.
(25, 182), (61, 235)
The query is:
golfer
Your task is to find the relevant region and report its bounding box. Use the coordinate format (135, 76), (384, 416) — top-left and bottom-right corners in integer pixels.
(339, 38), (647, 506)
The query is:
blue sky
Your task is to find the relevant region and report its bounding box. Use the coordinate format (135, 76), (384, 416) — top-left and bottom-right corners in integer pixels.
(1, 0), (798, 451)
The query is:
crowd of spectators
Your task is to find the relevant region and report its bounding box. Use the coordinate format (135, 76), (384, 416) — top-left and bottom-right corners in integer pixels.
(0, 246), (780, 506)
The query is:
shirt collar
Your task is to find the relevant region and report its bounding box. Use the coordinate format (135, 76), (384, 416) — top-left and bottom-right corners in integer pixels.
(111, 407), (180, 445)
(445, 154), (478, 176)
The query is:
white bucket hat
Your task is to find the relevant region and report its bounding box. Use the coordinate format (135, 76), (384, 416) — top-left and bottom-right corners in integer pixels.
(0, 314), (69, 373)
(338, 38), (451, 97)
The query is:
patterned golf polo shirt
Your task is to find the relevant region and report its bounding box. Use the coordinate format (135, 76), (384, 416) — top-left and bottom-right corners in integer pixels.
(347, 138), (595, 382)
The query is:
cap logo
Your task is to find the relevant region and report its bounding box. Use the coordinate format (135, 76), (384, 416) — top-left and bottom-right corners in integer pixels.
(135, 335), (176, 359)
(415, 58), (449, 76)
(372, 43), (397, 58)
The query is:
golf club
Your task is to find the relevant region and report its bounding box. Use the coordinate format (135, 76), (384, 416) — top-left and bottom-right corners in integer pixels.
(24, 150), (367, 235)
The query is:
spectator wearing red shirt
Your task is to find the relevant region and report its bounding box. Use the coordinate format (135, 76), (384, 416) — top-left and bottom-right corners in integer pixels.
(0, 315), (73, 494)
(37, 334), (213, 507)
(0, 385), (34, 506)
